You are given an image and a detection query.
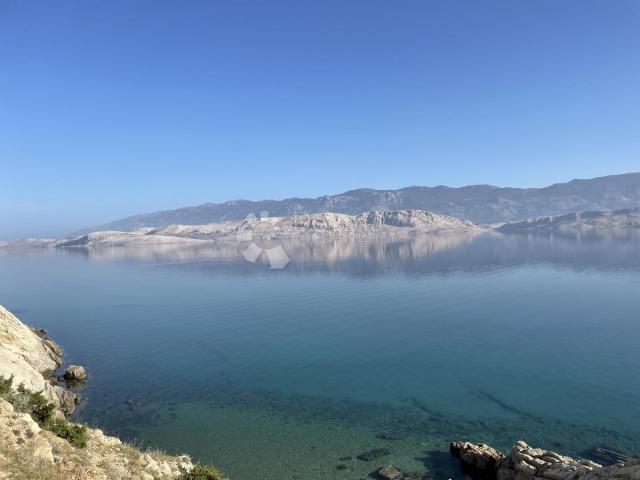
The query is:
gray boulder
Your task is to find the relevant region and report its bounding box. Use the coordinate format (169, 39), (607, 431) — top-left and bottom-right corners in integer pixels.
(63, 365), (87, 382)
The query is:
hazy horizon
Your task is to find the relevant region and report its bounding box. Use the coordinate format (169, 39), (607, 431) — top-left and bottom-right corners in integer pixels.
(2, 171), (639, 239)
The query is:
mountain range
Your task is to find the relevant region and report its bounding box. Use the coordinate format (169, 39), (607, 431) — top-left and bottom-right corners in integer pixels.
(85, 173), (640, 233)
(498, 208), (640, 233)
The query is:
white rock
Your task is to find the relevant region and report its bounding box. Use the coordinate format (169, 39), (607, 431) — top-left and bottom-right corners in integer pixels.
(64, 364), (87, 381)
(30, 436), (54, 464)
(16, 412), (40, 436)
(0, 305), (76, 414)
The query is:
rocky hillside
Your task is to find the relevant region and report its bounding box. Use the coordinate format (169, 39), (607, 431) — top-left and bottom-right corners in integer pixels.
(266, 209), (479, 236)
(149, 209), (481, 240)
(0, 210), (481, 250)
(498, 208), (640, 233)
(0, 305), (224, 480)
(81, 173), (640, 232)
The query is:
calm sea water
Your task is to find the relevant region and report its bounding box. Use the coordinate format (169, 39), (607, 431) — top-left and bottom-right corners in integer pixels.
(1, 232), (639, 479)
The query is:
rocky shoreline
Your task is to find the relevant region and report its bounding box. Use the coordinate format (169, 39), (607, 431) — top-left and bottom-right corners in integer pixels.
(450, 440), (639, 480)
(0, 304), (207, 480)
(0, 308), (78, 417)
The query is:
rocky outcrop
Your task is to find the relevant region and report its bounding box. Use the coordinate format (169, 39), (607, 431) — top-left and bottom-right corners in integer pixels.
(148, 209), (482, 241)
(264, 210), (481, 236)
(451, 440), (640, 480)
(0, 304), (196, 479)
(356, 209), (477, 229)
(0, 305), (77, 415)
(450, 441), (504, 474)
(63, 364), (88, 382)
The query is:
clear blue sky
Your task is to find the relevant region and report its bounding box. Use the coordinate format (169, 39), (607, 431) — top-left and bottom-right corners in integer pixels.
(1, 0), (639, 238)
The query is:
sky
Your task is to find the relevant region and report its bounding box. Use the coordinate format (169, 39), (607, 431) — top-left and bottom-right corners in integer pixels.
(1, 0), (639, 238)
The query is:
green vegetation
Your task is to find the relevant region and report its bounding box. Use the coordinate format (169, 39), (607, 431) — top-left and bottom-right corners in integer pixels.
(48, 418), (87, 448)
(1, 375), (226, 476)
(14, 383), (56, 425)
(0, 375), (12, 396)
(0, 375), (87, 448)
(179, 464), (226, 480)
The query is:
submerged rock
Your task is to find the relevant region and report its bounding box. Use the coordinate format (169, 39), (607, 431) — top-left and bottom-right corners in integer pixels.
(402, 472), (433, 480)
(357, 447), (392, 461)
(451, 439), (640, 480)
(377, 431), (406, 441)
(377, 464), (403, 480)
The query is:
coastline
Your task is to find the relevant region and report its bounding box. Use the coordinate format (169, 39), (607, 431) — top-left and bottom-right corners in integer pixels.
(449, 440), (639, 480)
(0, 304), (224, 480)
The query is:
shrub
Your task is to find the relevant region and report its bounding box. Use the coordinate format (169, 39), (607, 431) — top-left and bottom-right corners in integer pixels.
(179, 464), (226, 480)
(48, 419), (87, 448)
(15, 383), (56, 425)
(0, 375), (12, 397)
(0, 375), (86, 448)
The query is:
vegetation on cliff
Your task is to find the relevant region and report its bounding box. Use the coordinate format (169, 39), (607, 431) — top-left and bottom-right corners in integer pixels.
(0, 375), (87, 448)
(0, 304), (227, 479)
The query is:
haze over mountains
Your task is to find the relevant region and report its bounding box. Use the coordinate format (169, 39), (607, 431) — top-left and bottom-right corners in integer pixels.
(498, 208), (640, 234)
(85, 173), (640, 233)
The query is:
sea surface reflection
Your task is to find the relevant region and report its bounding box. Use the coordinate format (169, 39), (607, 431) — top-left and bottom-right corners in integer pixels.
(1, 231), (639, 480)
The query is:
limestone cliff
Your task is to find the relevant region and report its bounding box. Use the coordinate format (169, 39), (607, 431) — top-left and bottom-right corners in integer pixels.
(0, 306), (76, 414)
(0, 305), (196, 480)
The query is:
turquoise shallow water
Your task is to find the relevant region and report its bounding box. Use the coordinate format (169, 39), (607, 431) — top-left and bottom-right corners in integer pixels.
(1, 232), (640, 479)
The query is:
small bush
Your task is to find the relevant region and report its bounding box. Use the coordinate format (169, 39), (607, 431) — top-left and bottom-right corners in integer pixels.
(179, 464), (226, 480)
(0, 375), (87, 448)
(15, 383), (56, 425)
(0, 375), (12, 397)
(48, 419), (87, 448)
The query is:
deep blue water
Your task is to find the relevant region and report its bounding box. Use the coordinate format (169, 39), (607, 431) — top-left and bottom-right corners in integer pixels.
(1, 232), (639, 479)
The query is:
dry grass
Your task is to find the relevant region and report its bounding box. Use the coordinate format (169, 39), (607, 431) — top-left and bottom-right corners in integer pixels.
(0, 440), (71, 480)
(0, 376), (227, 480)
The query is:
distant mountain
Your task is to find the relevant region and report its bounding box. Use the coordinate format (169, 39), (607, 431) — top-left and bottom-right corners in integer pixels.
(498, 208), (640, 233)
(84, 173), (640, 232)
